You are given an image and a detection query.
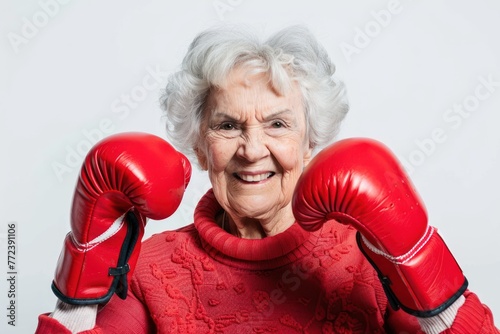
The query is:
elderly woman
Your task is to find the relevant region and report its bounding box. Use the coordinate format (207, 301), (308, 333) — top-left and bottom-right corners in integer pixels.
(36, 25), (497, 333)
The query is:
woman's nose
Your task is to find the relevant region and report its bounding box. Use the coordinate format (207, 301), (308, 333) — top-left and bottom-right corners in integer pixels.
(236, 127), (269, 162)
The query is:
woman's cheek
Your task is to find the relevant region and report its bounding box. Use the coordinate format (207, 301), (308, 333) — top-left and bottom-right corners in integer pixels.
(277, 142), (302, 171)
(206, 139), (232, 170)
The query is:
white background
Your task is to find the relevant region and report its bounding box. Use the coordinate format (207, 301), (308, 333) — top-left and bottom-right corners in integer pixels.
(1, 0), (499, 332)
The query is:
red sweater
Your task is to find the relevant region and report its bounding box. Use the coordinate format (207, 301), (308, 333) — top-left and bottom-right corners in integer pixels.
(37, 190), (498, 333)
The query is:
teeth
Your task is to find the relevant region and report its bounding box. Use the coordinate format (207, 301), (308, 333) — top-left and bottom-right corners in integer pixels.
(238, 172), (273, 182)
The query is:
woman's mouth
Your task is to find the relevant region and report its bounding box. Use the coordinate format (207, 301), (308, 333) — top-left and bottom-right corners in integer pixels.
(233, 172), (275, 183)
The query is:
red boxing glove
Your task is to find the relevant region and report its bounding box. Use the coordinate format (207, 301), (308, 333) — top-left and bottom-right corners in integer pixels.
(292, 138), (467, 317)
(52, 132), (191, 305)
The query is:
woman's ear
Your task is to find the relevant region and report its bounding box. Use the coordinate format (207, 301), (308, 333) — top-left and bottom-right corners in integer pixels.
(194, 146), (208, 171)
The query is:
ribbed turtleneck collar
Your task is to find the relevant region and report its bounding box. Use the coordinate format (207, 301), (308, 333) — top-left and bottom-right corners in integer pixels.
(193, 189), (320, 270)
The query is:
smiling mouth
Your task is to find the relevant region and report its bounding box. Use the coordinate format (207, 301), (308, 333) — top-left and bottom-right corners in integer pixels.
(234, 172), (275, 183)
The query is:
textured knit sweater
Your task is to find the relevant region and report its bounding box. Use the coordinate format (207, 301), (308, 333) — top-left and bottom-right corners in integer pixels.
(37, 190), (498, 333)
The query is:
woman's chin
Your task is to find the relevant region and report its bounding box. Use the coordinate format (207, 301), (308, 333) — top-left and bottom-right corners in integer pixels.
(229, 198), (286, 220)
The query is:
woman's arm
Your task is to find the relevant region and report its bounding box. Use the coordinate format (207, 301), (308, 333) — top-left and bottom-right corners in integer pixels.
(384, 291), (499, 333)
(36, 286), (155, 334)
(433, 291), (498, 334)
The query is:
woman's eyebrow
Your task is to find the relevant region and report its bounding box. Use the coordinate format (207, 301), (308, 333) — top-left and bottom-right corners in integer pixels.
(263, 109), (294, 121)
(211, 112), (239, 121)
(210, 109), (294, 122)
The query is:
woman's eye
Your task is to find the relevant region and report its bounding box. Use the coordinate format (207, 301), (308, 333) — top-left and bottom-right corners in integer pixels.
(271, 121), (285, 128)
(219, 122), (236, 130)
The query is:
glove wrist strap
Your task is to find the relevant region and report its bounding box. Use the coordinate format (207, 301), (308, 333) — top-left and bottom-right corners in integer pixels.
(356, 231), (468, 317)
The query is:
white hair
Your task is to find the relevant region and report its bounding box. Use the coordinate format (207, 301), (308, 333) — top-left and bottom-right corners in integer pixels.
(160, 25), (349, 161)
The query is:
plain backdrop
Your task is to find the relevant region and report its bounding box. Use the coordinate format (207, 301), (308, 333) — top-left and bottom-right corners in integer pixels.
(1, 0), (499, 332)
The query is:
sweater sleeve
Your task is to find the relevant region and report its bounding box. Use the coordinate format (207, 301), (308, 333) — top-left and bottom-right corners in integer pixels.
(383, 290), (499, 334)
(94, 288), (155, 333)
(383, 305), (425, 333)
(440, 291), (499, 333)
(36, 313), (103, 334)
(35, 286), (154, 333)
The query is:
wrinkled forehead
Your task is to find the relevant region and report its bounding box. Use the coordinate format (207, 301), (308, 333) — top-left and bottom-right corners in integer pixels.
(200, 77), (306, 135)
(207, 66), (302, 108)
(212, 59), (296, 93)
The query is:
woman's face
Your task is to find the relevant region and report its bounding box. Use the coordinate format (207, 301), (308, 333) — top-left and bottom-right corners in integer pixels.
(196, 67), (312, 228)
